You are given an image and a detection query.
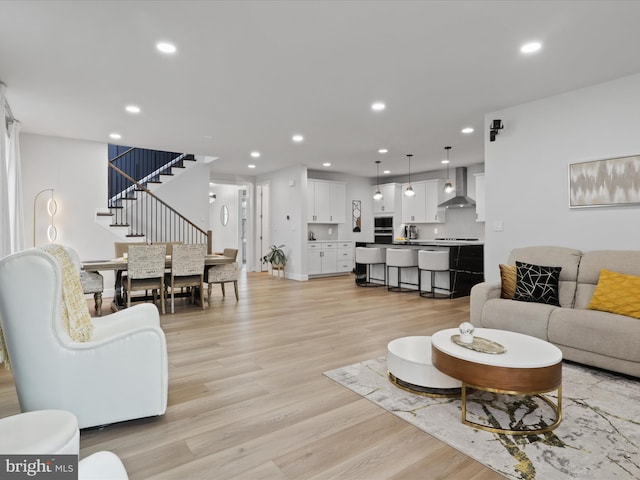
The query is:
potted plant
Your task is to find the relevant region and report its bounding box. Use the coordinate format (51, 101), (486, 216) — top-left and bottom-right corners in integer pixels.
(262, 244), (287, 267)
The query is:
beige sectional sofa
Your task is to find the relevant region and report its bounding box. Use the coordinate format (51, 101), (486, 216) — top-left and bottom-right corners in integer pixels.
(470, 246), (640, 378)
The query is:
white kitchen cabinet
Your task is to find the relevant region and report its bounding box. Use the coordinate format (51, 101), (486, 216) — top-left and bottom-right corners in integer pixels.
(336, 241), (354, 273)
(373, 183), (397, 215)
(308, 180), (345, 223)
(307, 241), (353, 276)
(329, 182), (346, 223)
(424, 179), (446, 224)
(474, 173), (485, 222)
(401, 180), (445, 224)
(401, 182), (427, 223)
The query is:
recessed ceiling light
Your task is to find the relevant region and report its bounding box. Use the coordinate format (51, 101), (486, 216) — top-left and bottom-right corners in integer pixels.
(461, 127), (474, 134)
(378, 148), (388, 154)
(371, 102), (386, 112)
(248, 164), (256, 169)
(292, 134), (304, 142)
(521, 41), (542, 54)
(251, 151), (260, 158)
(125, 105), (140, 114)
(156, 42), (177, 54)
(383, 170), (391, 174)
(109, 133), (121, 140)
(323, 162), (331, 167)
(441, 159), (450, 164)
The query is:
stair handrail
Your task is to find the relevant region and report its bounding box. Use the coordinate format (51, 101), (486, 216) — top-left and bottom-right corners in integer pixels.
(109, 152), (191, 205)
(108, 162), (208, 236)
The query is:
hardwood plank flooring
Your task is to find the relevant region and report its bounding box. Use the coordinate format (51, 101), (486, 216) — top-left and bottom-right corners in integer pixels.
(0, 271), (502, 479)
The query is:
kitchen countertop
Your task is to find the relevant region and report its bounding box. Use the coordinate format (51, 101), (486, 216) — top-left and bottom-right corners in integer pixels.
(391, 240), (484, 247)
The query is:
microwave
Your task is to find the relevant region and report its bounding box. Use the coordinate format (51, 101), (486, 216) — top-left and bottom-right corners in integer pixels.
(374, 216), (393, 244)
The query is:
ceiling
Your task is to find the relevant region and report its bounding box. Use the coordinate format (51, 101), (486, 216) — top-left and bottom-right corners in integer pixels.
(3, 1), (640, 181)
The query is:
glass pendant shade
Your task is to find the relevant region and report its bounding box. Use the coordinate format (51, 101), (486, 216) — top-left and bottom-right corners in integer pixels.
(444, 180), (454, 193)
(443, 146), (454, 193)
(373, 160), (383, 200)
(404, 154), (415, 197)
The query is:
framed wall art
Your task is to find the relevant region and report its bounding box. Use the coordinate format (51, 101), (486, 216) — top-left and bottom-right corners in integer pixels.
(569, 154), (640, 208)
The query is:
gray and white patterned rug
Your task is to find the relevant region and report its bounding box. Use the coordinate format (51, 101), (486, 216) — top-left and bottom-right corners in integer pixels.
(323, 357), (640, 480)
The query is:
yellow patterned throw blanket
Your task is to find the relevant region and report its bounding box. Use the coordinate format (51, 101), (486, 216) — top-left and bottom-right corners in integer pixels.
(0, 245), (94, 370)
(40, 244), (94, 342)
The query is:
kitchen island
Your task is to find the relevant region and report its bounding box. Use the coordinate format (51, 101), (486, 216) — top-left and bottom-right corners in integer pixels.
(363, 241), (484, 297)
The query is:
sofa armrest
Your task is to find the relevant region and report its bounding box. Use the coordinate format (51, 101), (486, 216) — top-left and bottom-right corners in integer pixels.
(470, 282), (502, 327)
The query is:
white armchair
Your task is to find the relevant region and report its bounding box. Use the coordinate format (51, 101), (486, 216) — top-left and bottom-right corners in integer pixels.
(0, 247), (168, 429)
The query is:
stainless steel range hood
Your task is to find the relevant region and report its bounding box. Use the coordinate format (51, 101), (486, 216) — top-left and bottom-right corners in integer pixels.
(438, 167), (476, 208)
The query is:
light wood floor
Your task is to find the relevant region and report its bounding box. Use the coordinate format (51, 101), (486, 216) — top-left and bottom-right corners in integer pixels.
(0, 271), (502, 480)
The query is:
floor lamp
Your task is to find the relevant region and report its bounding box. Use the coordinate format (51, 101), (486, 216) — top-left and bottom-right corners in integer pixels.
(33, 188), (58, 247)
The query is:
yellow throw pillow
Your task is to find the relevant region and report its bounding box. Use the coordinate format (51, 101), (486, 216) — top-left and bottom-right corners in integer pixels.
(588, 269), (640, 319)
(499, 264), (517, 299)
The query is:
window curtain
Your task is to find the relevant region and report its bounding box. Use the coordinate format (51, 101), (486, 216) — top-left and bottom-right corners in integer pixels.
(0, 84), (24, 258)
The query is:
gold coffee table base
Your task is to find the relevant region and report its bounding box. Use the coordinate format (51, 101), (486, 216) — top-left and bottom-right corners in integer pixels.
(461, 383), (562, 436)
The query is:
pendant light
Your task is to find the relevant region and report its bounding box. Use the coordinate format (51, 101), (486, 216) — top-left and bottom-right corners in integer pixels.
(404, 154), (415, 197)
(443, 146), (454, 193)
(373, 160), (383, 200)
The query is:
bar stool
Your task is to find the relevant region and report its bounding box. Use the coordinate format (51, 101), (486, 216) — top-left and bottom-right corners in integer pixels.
(418, 250), (451, 298)
(386, 248), (419, 292)
(355, 247), (386, 286)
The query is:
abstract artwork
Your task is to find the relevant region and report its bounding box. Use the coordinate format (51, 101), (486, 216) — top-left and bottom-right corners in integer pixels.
(352, 200), (361, 232)
(569, 154), (640, 207)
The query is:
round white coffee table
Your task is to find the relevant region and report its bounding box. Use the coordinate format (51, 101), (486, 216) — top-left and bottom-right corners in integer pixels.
(387, 336), (461, 397)
(431, 328), (563, 435)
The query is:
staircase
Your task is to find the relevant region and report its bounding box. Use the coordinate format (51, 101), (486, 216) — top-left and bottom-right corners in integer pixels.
(96, 146), (211, 251)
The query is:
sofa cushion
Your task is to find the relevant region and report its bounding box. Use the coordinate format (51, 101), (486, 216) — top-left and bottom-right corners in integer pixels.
(587, 269), (640, 319)
(514, 261), (561, 306)
(499, 264), (516, 299)
(575, 250), (640, 309)
(509, 246), (581, 308)
(479, 298), (554, 340)
(548, 307), (640, 363)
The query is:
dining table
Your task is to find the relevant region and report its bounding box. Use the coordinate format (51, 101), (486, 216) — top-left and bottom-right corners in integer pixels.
(82, 254), (234, 311)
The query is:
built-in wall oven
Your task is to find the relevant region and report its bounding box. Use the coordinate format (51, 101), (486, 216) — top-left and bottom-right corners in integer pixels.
(374, 216), (394, 244)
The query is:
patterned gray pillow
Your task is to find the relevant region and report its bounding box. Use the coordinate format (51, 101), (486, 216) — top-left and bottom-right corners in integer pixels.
(514, 261), (562, 306)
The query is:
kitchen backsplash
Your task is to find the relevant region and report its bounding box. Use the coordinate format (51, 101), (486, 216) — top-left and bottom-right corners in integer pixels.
(401, 208), (485, 240)
(307, 224), (339, 241)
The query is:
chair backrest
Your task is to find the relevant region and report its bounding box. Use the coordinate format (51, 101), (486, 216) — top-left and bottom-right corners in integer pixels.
(0, 249), (72, 401)
(114, 241), (145, 258)
(152, 241), (183, 256)
(127, 244), (166, 279)
(222, 248), (238, 261)
(171, 244), (206, 277)
(208, 262), (240, 282)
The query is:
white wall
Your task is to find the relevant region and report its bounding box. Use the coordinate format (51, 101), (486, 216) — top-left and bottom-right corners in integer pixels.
(209, 184), (241, 253)
(484, 72), (640, 283)
(152, 162), (210, 238)
(258, 164), (307, 280)
(22, 134), (111, 257)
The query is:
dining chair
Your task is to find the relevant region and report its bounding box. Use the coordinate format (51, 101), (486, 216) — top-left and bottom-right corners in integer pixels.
(114, 241), (146, 258)
(124, 244), (167, 314)
(222, 248), (238, 261)
(166, 243), (207, 314)
(207, 262), (241, 302)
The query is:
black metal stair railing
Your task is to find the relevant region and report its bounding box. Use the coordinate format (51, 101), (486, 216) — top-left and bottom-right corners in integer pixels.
(108, 147), (211, 252)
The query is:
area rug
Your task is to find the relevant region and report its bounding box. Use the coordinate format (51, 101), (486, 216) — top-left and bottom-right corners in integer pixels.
(323, 357), (640, 480)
